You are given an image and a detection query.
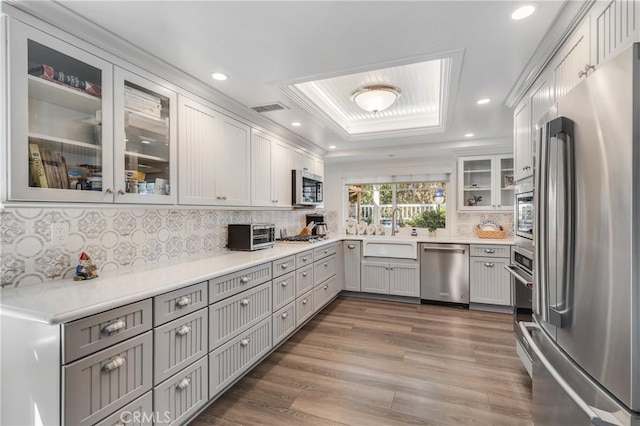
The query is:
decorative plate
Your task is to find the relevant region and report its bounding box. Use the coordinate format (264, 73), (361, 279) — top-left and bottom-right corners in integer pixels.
(479, 219), (500, 231)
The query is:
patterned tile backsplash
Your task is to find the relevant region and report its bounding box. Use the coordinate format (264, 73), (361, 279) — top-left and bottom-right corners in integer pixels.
(0, 207), (512, 289)
(0, 208), (312, 289)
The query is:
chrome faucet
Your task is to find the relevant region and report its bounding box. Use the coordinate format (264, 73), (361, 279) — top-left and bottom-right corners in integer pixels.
(390, 207), (400, 236)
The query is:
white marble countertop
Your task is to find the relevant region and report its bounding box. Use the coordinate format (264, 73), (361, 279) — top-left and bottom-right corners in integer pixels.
(343, 234), (515, 245)
(0, 235), (513, 325)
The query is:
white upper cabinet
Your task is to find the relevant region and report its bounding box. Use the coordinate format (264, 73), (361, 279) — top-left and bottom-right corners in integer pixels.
(590, 0), (640, 69)
(271, 138), (292, 207)
(292, 148), (324, 178)
(553, 19), (591, 101)
(8, 19), (114, 202)
(513, 99), (532, 182)
(113, 67), (177, 204)
(251, 129), (292, 207)
(458, 155), (514, 212)
(178, 96), (250, 206)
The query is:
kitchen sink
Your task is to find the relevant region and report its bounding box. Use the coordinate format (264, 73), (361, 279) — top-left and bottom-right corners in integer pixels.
(362, 238), (418, 259)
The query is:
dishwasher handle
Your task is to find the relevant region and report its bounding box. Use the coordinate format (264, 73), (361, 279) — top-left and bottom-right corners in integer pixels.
(422, 244), (467, 253)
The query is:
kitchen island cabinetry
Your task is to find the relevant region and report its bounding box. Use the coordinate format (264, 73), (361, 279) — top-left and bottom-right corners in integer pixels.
(469, 244), (512, 307)
(361, 258), (420, 297)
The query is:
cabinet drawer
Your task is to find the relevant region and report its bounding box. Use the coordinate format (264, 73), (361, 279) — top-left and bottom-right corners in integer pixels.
(296, 264), (314, 296)
(94, 391), (153, 426)
(209, 262), (272, 303)
(154, 308), (208, 385)
(470, 257), (511, 306)
(63, 299), (152, 364)
(296, 250), (314, 268)
(314, 243), (336, 260)
(273, 271), (296, 312)
(314, 253), (336, 285)
(273, 255), (295, 278)
(296, 290), (314, 327)
(209, 318), (272, 397)
(154, 356), (208, 426)
(272, 302), (296, 347)
(63, 331), (153, 426)
(314, 275), (336, 312)
(154, 281), (208, 326)
(209, 282), (271, 350)
(470, 244), (511, 258)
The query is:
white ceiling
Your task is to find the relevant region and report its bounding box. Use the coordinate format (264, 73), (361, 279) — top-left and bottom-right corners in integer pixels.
(56, 0), (565, 160)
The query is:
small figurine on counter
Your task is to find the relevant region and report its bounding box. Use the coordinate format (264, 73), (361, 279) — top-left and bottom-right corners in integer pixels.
(74, 252), (99, 281)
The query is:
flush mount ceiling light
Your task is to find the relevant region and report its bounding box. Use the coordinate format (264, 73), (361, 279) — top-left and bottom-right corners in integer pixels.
(350, 84), (402, 114)
(211, 72), (228, 81)
(328, 145), (336, 149)
(465, 133), (475, 137)
(511, 5), (536, 20)
(476, 98), (491, 105)
(291, 121), (302, 127)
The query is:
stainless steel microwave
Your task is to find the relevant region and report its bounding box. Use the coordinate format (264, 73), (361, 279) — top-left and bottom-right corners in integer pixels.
(227, 224), (275, 251)
(292, 170), (323, 206)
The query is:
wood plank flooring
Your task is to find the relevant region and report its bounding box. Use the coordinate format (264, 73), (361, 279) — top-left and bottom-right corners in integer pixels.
(193, 296), (533, 426)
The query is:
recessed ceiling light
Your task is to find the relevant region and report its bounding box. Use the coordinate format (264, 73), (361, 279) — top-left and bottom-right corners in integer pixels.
(329, 145), (336, 149)
(291, 121), (302, 127)
(141, 140), (151, 144)
(476, 98), (491, 105)
(511, 5), (536, 20)
(465, 133), (475, 138)
(211, 72), (228, 81)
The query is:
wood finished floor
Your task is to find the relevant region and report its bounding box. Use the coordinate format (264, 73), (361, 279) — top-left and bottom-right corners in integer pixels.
(193, 296), (533, 426)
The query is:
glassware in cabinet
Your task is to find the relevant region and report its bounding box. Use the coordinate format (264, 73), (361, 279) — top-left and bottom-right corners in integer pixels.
(9, 20), (114, 202)
(113, 68), (177, 204)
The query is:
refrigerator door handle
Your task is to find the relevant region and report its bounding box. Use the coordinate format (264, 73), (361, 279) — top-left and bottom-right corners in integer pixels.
(518, 322), (623, 426)
(535, 121), (549, 321)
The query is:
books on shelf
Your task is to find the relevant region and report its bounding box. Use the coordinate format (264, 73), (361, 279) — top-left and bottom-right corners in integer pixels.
(29, 143), (48, 188)
(28, 142), (71, 189)
(28, 64), (102, 98)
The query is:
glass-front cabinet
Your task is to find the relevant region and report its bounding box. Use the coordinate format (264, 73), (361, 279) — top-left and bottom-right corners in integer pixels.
(457, 155), (514, 211)
(9, 19), (113, 202)
(113, 68), (177, 204)
(8, 20), (176, 204)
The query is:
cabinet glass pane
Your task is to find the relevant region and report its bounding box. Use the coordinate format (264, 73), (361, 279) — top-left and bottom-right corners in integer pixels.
(462, 159), (492, 207)
(500, 157), (515, 207)
(122, 81), (171, 196)
(27, 40), (103, 191)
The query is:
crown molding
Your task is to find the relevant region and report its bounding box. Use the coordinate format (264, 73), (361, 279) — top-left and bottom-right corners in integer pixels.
(2, 0), (326, 156)
(504, 0), (595, 108)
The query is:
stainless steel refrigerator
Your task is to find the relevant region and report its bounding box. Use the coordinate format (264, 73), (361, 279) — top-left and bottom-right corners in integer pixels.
(519, 43), (640, 425)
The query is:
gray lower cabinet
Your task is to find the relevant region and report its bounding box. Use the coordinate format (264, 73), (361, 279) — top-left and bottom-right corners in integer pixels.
(469, 244), (512, 306)
(313, 275), (336, 312)
(296, 264), (314, 296)
(209, 281), (272, 350)
(154, 281), (208, 326)
(272, 302), (296, 346)
(361, 261), (389, 294)
(296, 290), (314, 326)
(154, 356), (209, 426)
(94, 391), (153, 426)
(154, 308), (208, 385)
(209, 318), (272, 397)
(63, 331), (153, 426)
(273, 255), (296, 278)
(209, 262), (272, 304)
(272, 271), (296, 312)
(343, 240), (361, 291)
(314, 254), (336, 285)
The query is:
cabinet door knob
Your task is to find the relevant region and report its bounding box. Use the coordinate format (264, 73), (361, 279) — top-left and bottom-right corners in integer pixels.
(105, 188), (114, 194)
(117, 189), (125, 195)
(240, 276), (250, 284)
(497, 204), (501, 207)
(240, 338), (250, 346)
(484, 263), (495, 267)
(176, 296), (191, 307)
(240, 298), (250, 306)
(176, 324), (191, 336)
(324, 263), (328, 267)
(176, 377), (191, 390)
(216, 196), (221, 200)
(484, 249), (495, 254)
(102, 319), (126, 334)
(281, 312), (288, 319)
(324, 249), (328, 254)
(222, 196), (227, 200)
(102, 356), (126, 372)
(323, 285), (328, 290)
(301, 256), (308, 261)
(302, 271), (308, 277)
(348, 245), (355, 249)
(302, 298), (308, 305)
(281, 280), (288, 287)
(281, 263), (288, 269)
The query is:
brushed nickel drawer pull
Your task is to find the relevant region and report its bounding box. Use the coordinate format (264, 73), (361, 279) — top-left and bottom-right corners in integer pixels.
(324, 263), (328, 267)
(484, 249), (495, 254)
(281, 312), (288, 319)
(302, 272), (308, 277)
(281, 281), (288, 287)
(301, 256), (308, 261)
(240, 338), (250, 346)
(323, 285), (328, 290)
(240, 298), (250, 306)
(348, 244), (355, 249)
(302, 298), (308, 305)
(484, 263), (495, 267)
(176, 324), (192, 336)
(323, 249), (328, 254)
(102, 319), (126, 334)
(176, 296), (191, 307)
(240, 276), (250, 284)
(176, 377), (191, 390)
(102, 356), (126, 372)
(281, 263), (288, 269)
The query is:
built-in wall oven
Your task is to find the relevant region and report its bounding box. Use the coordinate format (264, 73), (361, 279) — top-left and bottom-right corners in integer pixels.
(504, 246), (534, 377)
(515, 191), (534, 241)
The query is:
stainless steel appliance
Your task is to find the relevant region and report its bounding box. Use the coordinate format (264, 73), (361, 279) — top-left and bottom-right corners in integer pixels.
(520, 44), (640, 425)
(292, 170), (323, 206)
(306, 213), (328, 236)
(420, 243), (469, 304)
(515, 191), (534, 241)
(504, 246), (533, 377)
(227, 224), (275, 251)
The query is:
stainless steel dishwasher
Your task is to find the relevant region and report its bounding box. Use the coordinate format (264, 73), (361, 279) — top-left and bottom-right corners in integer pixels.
(420, 243), (469, 304)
